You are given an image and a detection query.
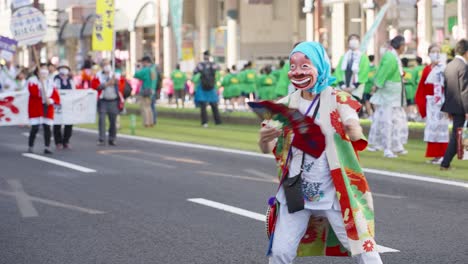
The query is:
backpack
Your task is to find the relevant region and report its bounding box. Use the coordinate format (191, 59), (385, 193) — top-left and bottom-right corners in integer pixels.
(123, 81), (132, 99)
(200, 62), (216, 90)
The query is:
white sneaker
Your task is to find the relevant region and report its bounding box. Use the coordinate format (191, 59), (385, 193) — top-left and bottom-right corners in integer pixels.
(384, 150), (398, 158)
(394, 149), (408, 155)
(202, 123), (209, 128)
(367, 146), (382, 152)
(431, 157), (443, 165)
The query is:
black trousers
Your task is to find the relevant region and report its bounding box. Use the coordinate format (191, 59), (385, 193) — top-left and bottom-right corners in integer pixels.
(200, 102), (221, 125)
(441, 114), (466, 168)
(28, 124), (51, 147)
(53, 125), (73, 145)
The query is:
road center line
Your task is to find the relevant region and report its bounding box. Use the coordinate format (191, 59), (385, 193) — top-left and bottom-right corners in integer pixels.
(188, 198), (399, 253)
(111, 153), (176, 169)
(22, 153), (96, 173)
(198, 170), (278, 183)
(188, 198), (265, 221)
(243, 169), (274, 180)
(7, 179), (39, 217)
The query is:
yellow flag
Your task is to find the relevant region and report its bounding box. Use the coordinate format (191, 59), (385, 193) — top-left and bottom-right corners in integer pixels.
(92, 0), (115, 51)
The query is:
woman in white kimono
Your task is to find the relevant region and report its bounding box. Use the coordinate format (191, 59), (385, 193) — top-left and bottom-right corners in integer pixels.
(415, 44), (450, 164)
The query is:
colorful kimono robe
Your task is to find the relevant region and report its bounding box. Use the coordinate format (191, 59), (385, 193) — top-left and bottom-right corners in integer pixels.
(415, 65), (449, 157)
(272, 88), (378, 257)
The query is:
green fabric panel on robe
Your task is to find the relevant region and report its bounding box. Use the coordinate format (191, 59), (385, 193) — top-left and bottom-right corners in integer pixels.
(403, 67), (417, 101)
(364, 65), (377, 94)
(374, 51), (401, 88)
(333, 133), (375, 231)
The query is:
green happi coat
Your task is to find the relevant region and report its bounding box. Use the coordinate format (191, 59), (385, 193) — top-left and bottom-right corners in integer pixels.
(334, 53), (370, 87)
(221, 73), (241, 99)
(272, 88), (379, 257)
(370, 50), (403, 107)
(275, 62), (290, 97)
(403, 67), (416, 103)
(257, 74), (277, 100)
(239, 69), (257, 94)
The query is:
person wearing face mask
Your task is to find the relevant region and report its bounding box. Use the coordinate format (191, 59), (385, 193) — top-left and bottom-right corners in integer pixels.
(414, 44), (450, 164)
(27, 63), (61, 154)
(53, 61), (76, 150)
(259, 42), (383, 264)
(368, 35), (409, 158)
(95, 59), (120, 146)
(334, 34), (370, 101)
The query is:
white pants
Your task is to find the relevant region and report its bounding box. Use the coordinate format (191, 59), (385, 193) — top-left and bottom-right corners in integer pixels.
(269, 204), (383, 264)
(368, 106), (408, 153)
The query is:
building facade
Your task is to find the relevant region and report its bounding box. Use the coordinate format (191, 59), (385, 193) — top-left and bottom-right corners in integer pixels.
(0, 0), (466, 75)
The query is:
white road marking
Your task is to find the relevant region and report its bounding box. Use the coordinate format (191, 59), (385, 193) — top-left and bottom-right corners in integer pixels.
(363, 168), (468, 189)
(244, 169), (274, 180)
(188, 198), (265, 221)
(372, 193), (405, 199)
(7, 179), (38, 217)
(75, 128), (468, 189)
(188, 198), (399, 253)
(0, 190), (105, 215)
(198, 170), (278, 183)
(22, 153), (96, 173)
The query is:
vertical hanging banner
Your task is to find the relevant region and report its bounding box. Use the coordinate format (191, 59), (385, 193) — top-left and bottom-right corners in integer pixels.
(360, 3), (390, 53)
(92, 0), (115, 51)
(170, 0), (184, 60)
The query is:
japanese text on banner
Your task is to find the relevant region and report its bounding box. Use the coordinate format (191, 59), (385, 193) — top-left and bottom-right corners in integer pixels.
(92, 0), (115, 51)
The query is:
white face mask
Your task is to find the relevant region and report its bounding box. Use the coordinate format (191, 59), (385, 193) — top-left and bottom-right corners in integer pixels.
(104, 65), (112, 72)
(429, 52), (440, 63)
(59, 68), (69, 75)
(39, 69), (49, 78)
(349, 39), (360, 50)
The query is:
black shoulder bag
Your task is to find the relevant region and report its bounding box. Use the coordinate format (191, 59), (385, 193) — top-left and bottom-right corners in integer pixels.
(282, 99), (320, 214)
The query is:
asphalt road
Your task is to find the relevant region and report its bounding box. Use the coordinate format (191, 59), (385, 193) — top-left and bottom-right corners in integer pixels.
(0, 126), (467, 264)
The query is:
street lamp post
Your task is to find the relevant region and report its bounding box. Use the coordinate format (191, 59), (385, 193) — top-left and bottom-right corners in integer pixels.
(303, 0), (314, 42)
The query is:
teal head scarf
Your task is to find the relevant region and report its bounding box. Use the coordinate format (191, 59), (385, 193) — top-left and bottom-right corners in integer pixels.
(289, 42), (336, 94)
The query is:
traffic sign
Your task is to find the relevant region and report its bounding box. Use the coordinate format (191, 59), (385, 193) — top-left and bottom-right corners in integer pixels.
(10, 6), (47, 46)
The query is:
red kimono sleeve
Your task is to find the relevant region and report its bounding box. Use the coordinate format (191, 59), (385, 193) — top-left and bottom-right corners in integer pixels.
(414, 65), (432, 118)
